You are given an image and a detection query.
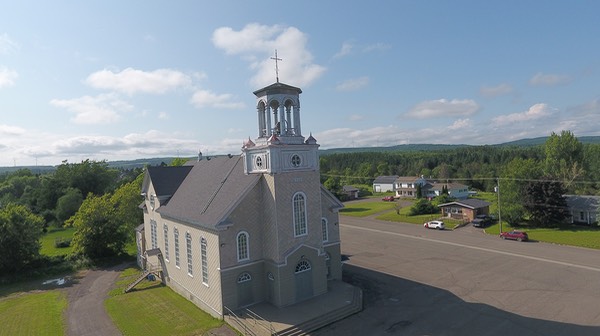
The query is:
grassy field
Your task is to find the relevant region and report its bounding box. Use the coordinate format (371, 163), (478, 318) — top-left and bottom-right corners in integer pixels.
(105, 268), (226, 336)
(40, 227), (76, 256)
(0, 290), (67, 336)
(484, 222), (600, 249)
(339, 201), (397, 217)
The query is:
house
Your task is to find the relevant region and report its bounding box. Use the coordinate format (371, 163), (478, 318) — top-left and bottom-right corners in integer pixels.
(372, 175), (398, 193)
(136, 81), (357, 322)
(342, 185), (360, 199)
(393, 176), (470, 199)
(394, 176), (428, 198)
(565, 195), (599, 225)
(424, 182), (470, 199)
(438, 199), (491, 222)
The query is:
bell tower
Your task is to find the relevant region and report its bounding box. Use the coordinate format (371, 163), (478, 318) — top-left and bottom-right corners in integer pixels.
(242, 82), (319, 175)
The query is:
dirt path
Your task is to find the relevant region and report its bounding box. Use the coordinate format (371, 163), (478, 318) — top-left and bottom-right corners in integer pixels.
(65, 265), (127, 336)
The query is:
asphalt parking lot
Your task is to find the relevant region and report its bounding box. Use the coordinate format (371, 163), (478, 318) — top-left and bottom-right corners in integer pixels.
(314, 216), (600, 336)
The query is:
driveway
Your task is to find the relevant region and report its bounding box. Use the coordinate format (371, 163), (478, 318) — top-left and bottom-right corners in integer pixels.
(66, 265), (126, 336)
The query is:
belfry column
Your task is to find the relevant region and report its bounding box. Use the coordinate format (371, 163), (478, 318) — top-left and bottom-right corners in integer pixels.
(294, 105), (301, 136)
(257, 105), (265, 137)
(279, 105), (286, 135)
(266, 106), (272, 136)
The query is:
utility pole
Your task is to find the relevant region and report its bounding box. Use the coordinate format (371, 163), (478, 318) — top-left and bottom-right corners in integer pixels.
(497, 177), (502, 233)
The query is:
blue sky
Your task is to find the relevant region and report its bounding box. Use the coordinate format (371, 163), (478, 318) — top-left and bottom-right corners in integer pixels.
(1, 1), (599, 166)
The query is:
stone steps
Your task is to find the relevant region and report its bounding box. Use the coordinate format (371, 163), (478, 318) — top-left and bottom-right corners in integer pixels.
(276, 287), (363, 336)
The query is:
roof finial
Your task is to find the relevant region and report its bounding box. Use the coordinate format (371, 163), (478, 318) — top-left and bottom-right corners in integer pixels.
(270, 49), (282, 83)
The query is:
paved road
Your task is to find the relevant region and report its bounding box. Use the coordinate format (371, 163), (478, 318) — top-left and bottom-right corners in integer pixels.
(66, 266), (124, 336)
(315, 216), (600, 335)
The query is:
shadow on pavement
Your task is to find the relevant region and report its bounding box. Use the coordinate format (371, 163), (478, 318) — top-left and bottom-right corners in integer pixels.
(313, 263), (600, 336)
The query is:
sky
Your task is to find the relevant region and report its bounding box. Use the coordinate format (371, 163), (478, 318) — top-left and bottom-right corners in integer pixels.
(1, 1), (600, 167)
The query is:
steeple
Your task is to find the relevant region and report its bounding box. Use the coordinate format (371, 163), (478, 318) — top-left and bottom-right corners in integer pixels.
(253, 82), (303, 145)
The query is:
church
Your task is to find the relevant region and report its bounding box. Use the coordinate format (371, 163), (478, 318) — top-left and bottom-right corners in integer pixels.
(135, 80), (346, 319)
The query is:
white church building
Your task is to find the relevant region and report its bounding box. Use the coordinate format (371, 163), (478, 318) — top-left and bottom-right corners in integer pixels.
(135, 81), (353, 323)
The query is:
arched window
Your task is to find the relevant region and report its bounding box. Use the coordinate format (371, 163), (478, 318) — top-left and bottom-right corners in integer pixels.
(201, 237), (208, 284)
(174, 228), (180, 268)
(237, 272), (252, 283)
(186, 232), (193, 276)
(295, 259), (311, 273)
(293, 192), (307, 237)
(150, 220), (157, 249)
(321, 218), (328, 242)
(163, 224), (169, 262)
(237, 231), (249, 262)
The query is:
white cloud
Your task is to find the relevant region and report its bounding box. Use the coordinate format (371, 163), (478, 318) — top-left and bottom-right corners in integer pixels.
(333, 42), (353, 59)
(529, 72), (571, 86)
(447, 118), (472, 130)
(492, 103), (554, 125)
(0, 124), (26, 136)
(405, 99), (480, 119)
(0, 67), (18, 88)
(335, 76), (369, 92)
(50, 93), (132, 124)
(363, 43), (391, 52)
(85, 68), (192, 95)
(212, 23), (326, 87)
(0, 33), (19, 55)
(158, 112), (169, 120)
(480, 83), (513, 97)
(349, 114), (364, 121)
(190, 89), (245, 109)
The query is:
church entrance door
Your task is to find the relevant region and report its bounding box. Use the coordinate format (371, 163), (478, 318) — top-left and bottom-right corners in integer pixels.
(294, 260), (313, 302)
(237, 272), (253, 307)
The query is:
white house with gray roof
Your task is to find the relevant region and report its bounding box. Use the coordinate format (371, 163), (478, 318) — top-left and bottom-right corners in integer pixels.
(136, 82), (349, 320)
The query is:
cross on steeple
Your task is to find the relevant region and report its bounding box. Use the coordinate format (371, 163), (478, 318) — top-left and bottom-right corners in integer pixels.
(270, 49), (282, 83)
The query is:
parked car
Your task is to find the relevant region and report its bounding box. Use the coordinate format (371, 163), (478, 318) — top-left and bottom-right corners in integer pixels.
(472, 215), (492, 228)
(500, 230), (528, 242)
(382, 196), (395, 202)
(424, 220), (445, 230)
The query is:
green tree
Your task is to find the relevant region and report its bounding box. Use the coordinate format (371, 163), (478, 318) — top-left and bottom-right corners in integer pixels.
(544, 131), (584, 191)
(170, 157), (189, 166)
(523, 178), (569, 228)
(55, 187), (83, 225)
(499, 158), (542, 225)
(416, 184), (423, 199)
(70, 194), (128, 258)
(409, 199), (437, 215)
(111, 174), (144, 238)
(0, 203), (44, 273)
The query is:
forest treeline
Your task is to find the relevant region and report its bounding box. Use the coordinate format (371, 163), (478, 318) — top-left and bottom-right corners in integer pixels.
(320, 135), (600, 196)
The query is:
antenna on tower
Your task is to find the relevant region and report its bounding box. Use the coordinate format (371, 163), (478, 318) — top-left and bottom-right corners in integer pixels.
(270, 49), (282, 83)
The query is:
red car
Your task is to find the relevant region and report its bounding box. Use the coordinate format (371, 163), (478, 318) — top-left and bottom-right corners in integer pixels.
(382, 196), (395, 202)
(500, 230), (528, 242)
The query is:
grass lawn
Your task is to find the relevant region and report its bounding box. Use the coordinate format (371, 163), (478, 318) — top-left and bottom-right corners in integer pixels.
(105, 268), (226, 336)
(40, 227), (76, 256)
(376, 203), (463, 229)
(485, 222), (600, 249)
(339, 201), (397, 217)
(0, 290), (67, 336)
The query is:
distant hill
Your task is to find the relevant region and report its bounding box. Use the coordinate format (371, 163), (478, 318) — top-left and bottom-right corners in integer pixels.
(320, 135), (600, 155)
(2, 136), (598, 170)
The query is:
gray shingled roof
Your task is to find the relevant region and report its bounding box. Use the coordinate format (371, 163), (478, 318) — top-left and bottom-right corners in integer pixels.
(157, 156), (261, 229)
(565, 195), (600, 211)
(145, 165), (193, 197)
(438, 198), (491, 209)
(373, 175), (399, 184)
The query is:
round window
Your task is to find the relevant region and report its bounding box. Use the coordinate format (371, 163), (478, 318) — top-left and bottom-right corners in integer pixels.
(291, 154), (301, 167)
(255, 156), (263, 168)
